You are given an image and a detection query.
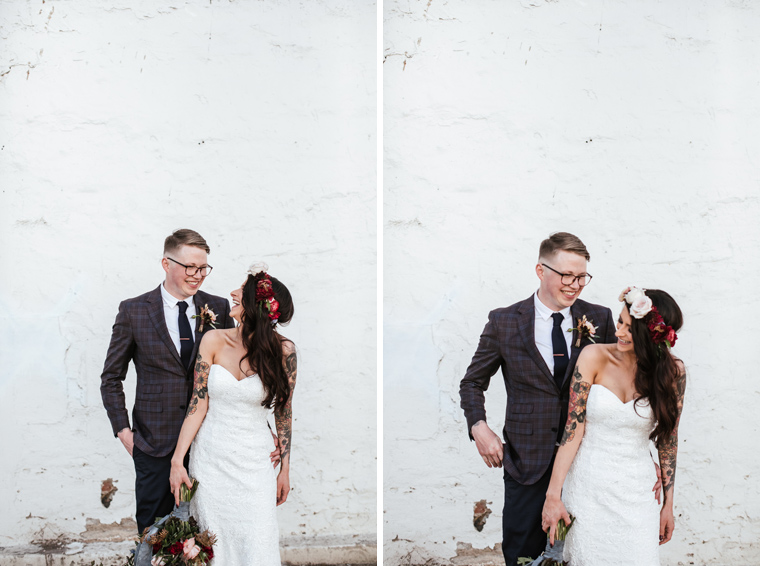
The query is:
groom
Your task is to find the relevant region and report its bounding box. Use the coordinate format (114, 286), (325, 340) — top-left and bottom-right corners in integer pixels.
(459, 232), (617, 566)
(101, 229), (235, 533)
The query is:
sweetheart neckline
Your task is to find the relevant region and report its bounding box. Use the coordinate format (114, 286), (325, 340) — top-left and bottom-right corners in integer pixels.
(591, 383), (636, 405)
(211, 363), (258, 383)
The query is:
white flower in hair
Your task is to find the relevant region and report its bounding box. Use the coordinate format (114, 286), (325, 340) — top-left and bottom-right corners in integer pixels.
(629, 295), (653, 319)
(248, 262), (269, 277)
(624, 286), (646, 304)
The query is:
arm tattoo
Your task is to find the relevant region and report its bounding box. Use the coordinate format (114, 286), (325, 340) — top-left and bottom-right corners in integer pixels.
(275, 351), (297, 461)
(186, 353), (210, 418)
(660, 373), (687, 494)
(560, 366), (591, 446)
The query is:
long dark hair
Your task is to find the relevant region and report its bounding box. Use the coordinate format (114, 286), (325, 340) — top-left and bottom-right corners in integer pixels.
(631, 289), (683, 449)
(239, 272), (294, 411)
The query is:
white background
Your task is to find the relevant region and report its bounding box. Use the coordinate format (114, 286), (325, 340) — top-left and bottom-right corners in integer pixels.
(0, 0), (376, 549)
(384, 1), (759, 564)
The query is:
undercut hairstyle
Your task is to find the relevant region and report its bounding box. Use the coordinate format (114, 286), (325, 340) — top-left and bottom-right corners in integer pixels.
(163, 229), (211, 255)
(239, 273), (295, 411)
(538, 232), (590, 262)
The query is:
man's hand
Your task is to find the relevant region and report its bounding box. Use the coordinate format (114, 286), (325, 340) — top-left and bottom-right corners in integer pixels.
(117, 428), (134, 457)
(652, 461), (662, 504)
(471, 420), (503, 468)
(270, 428), (281, 468)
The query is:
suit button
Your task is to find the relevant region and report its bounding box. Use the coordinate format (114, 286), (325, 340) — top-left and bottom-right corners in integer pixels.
(180, 405), (186, 410)
(551, 427), (558, 432)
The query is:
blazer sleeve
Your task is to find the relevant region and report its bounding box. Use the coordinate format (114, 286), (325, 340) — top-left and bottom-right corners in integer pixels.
(459, 311), (504, 440)
(100, 301), (135, 436)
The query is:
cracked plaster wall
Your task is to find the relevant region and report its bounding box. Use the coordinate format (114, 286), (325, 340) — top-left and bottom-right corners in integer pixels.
(384, 1), (760, 564)
(0, 0), (376, 548)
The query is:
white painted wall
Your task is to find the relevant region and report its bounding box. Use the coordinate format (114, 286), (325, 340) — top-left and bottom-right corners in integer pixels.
(384, 1), (759, 564)
(0, 0), (376, 549)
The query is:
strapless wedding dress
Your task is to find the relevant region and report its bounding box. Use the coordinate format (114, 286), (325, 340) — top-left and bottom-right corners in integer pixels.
(189, 364), (280, 565)
(562, 384), (660, 565)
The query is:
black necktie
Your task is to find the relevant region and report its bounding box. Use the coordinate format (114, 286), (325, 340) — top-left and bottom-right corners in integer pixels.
(551, 312), (568, 389)
(177, 301), (194, 369)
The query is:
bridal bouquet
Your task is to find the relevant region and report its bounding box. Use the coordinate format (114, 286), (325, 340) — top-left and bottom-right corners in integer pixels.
(126, 479), (216, 566)
(518, 516), (575, 566)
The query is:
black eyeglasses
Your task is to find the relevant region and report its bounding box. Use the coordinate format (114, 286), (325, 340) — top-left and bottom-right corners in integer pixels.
(541, 263), (592, 287)
(167, 257), (213, 277)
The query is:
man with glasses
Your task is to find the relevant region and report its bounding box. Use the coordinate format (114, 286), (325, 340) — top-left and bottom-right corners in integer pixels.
(459, 232), (617, 566)
(101, 228), (235, 534)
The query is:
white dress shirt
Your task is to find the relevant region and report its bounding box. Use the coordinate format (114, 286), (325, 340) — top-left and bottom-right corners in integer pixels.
(161, 282), (196, 355)
(533, 291), (573, 376)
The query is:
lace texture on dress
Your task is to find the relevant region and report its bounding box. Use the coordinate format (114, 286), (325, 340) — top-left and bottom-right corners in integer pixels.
(562, 384), (660, 566)
(189, 364), (280, 566)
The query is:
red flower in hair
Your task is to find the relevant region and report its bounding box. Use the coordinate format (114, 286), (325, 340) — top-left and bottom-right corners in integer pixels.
(645, 306), (677, 348)
(256, 277), (274, 301)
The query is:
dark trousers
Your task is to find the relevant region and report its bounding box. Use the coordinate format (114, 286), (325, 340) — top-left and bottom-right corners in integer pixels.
(502, 454), (555, 566)
(132, 446), (189, 534)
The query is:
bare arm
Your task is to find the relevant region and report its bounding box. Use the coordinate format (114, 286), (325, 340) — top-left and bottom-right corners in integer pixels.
(658, 363), (686, 544)
(542, 352), (595, 545)
(274, 342), (297, 505)
(169, 336), (216, 505)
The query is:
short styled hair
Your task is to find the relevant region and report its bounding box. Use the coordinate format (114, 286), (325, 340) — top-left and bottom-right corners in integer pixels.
(538, 232), (590, 261)
(163, 229), (211, 255)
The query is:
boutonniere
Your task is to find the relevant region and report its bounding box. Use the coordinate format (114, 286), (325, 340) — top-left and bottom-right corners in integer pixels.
(567, 315), (597, 348)
(192, 304), (218, 332)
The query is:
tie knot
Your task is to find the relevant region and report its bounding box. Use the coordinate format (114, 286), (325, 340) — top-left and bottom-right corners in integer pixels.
(177, 301), (188, 314)
(551, 312), (564, 327)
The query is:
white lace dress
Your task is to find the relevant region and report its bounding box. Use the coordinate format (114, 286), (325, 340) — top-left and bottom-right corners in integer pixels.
(189, 364), (280, 566)
(562, 384), (660, 566)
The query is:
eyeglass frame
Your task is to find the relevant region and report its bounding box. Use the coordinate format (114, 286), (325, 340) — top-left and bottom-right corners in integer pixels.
(540, 263), (592, 287)
(166, 256), (213, 277)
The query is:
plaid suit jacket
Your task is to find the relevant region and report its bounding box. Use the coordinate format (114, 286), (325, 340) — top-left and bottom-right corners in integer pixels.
(459, 295), (616, 485)
(101, 285), (235, 457)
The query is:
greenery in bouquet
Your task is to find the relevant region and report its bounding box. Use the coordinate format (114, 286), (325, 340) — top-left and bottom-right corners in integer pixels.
(517, 516), (575, 566)
(125, 479), (216, 566)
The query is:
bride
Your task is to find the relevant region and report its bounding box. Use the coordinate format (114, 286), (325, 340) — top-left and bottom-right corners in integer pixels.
(169, 263), (296, 565)
(541, 287), (685, 565)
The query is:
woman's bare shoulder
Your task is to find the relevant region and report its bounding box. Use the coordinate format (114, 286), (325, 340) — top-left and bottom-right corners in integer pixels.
(279, 335), (296, 356)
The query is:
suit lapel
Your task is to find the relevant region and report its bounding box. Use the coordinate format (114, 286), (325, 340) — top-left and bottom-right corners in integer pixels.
(517, 297), (555, 388)
(147, 285), (183, 368)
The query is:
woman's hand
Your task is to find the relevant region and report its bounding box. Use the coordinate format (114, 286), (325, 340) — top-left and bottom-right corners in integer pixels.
(276, 469), (290, 506)
(659, 504), (675, 545)
(169, 461), (193, 507)
(542, 495), (572, 546)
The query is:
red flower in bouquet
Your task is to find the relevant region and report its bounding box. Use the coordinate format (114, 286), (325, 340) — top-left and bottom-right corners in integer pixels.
(168, 541), (184, 555)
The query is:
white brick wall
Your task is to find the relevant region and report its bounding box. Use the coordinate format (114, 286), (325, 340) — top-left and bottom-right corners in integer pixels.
(384, 1), (760, 564)
(0, 0), (376, 548)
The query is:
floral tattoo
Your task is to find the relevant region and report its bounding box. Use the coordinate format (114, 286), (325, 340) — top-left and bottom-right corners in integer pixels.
(186, 353), (210, 418)
(275, 351), (297, 462)
(561, 366), (591, 446)
(659, 373), (686, 494)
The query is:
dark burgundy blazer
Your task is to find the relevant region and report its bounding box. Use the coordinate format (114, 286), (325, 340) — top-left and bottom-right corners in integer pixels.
(101, 285), (235, 457)
(459, 295), (616, 485)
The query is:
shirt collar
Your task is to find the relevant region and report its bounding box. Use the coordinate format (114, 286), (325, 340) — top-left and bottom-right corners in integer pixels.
(533, 291), (572, 321)
(161, 282), (195, 311)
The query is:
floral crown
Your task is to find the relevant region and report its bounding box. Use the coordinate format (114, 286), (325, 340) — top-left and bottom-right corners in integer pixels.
(247, 262), (280, 325)
(619, 286), (677, 349)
